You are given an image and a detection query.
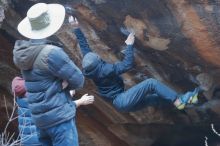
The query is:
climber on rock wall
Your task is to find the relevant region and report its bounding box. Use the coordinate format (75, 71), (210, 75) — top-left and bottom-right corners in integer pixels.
(70, 16), (202, 111)
(13, 3), (94, 146)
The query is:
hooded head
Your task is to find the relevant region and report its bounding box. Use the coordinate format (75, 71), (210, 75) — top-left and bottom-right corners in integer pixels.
(82, 52), (101, 72)
(11, 77), (26, 97)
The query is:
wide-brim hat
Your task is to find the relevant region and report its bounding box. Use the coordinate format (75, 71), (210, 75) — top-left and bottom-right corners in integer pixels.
(17, 3), (65, 39)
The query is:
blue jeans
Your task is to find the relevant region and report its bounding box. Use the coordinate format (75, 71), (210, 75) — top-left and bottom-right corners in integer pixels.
(113, 78), (177, 112)
(21, 133), (42, 146)
(37, 119), (78, 146)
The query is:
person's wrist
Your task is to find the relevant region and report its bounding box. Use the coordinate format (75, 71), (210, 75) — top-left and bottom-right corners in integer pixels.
(72, 27), (80, 33)
(73, 26), (79, 29)
(78, 98), (84, 106)
(126, 42), (134, 45)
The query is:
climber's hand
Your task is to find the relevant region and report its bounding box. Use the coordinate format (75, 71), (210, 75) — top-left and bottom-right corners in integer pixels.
(69, 16), (79, 29)
(79, 93), (94, 106)
(125, 32), (135, 45)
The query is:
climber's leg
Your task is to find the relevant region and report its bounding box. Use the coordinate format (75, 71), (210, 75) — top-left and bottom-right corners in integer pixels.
(113, 78), (177, 112)
(113, 78), (201, 111)
(175, 87), (201, 110)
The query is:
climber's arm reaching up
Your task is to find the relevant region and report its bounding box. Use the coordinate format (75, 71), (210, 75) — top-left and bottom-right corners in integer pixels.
(113, 33), (135, 75)
(69, 16), (92, 56)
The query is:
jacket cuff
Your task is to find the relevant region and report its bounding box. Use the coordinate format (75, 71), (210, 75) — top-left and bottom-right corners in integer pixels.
(127, 44), (133, 47)
(72, 28), (81, 34)
(72, 100), (77, 108)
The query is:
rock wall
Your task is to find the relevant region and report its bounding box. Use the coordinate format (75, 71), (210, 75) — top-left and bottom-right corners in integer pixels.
(0, 0), (220, 145)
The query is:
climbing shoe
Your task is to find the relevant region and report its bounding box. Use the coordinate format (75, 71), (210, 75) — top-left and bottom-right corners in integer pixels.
(176, 87), (201, 110)
(175, 102), (185, 110)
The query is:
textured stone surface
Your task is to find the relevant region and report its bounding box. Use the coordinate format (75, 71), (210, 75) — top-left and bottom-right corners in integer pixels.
(0, 0), (6, 27)
(0, 0), (220, 145)
(0, 6), (4, 26)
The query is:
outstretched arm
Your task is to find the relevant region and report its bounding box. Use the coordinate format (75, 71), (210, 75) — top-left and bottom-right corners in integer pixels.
(113, 33), (135, 75)
(69, 16), (92, 56)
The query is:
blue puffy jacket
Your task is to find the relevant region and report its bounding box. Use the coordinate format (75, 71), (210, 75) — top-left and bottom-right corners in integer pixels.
(73, 28), (134, 101)
(13, 40), (84, 129)
(17, 97), (41, 145)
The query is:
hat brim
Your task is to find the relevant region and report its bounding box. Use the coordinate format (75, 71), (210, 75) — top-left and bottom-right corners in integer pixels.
(17, 4), (65, 39)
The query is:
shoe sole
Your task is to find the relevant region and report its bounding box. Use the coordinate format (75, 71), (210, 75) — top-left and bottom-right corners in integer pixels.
(176, 103), (185, 110)
(188, 93), (198, 104)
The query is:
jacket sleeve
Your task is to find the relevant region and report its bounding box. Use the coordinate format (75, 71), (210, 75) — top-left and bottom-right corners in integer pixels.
(113, 45), (134, 75)
(47, 47), (84, 89)
(73, 28), (92, 56)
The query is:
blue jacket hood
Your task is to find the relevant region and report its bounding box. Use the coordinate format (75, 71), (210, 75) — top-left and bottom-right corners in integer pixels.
(83, 60), (103, 78)
(82, 52), (101, 71)
(13, 39), (63, 70)
(13, 40), (45, 70)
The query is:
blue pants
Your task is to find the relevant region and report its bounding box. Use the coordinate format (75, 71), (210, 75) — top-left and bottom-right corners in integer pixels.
(21, 133), (42, 146)
(113, 78), (177, 112)
(37, 119), (78, 146)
